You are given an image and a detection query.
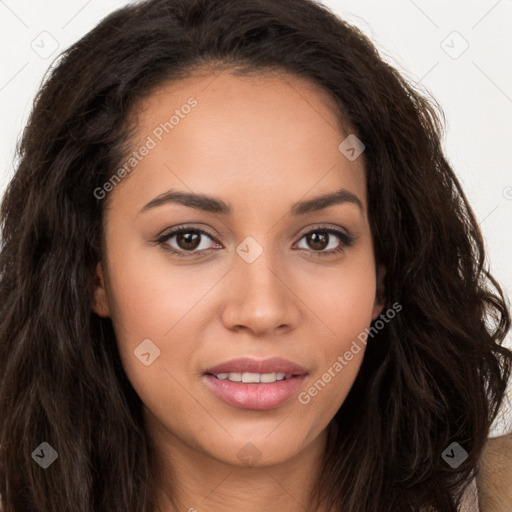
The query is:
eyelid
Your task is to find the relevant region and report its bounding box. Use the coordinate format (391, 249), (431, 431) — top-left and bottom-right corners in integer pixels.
(295, 223), (351, 239)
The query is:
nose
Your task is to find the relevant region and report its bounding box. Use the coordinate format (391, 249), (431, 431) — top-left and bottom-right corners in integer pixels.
(220, 244), (301, 336)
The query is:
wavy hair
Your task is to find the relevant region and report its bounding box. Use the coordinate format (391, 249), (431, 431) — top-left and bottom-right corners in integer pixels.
(1, 0), (510, 510)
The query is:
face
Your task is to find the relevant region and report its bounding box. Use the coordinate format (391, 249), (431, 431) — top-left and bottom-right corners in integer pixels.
(93, 69), (384, 470)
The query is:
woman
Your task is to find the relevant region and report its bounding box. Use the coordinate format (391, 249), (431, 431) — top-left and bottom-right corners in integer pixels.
(0, 0), (510, 510)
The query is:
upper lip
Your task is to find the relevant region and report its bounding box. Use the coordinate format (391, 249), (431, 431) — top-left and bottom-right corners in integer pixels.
(204, 357), (308, 376)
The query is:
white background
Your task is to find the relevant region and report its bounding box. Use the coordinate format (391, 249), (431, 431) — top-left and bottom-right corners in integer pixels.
(1, 0), (511, 434)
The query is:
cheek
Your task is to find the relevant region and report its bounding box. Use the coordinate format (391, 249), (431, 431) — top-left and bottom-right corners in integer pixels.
(105, 238), (216, 341)
(290, 254), (377, 417)
(296, 278), (373, 424)
(306, 251), (377, 343)
(102, 239), (201, 394)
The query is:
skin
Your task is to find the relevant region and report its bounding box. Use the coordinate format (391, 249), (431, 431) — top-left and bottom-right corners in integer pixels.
(93, 69), (385, 512)
(477, 433), (512, 511)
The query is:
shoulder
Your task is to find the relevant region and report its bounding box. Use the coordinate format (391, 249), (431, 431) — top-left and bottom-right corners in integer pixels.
(476, 433), (512, 511)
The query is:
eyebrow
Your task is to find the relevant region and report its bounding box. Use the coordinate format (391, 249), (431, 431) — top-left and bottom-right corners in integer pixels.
(139, 187), (363, 216)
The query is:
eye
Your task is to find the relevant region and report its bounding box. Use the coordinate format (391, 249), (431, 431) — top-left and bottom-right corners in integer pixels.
(155, 224), (354, 258)
(155, 226), (221, 258)
(294, 225), (354, 256)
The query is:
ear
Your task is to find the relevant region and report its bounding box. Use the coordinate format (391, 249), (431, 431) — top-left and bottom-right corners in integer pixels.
(92, 262), (111, 317)
(371, 265), (386, 320)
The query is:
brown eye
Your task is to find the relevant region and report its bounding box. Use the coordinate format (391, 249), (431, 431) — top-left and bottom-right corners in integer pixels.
(156, 227), (221, 257)
(296, 227), (354, 255)
(304, 231), (330, 251)
(175, 232), (201, 251)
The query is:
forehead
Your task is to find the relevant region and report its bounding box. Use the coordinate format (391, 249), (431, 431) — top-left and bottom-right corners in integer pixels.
(106, 69), (367, 218)
(137, 67), (347, 132)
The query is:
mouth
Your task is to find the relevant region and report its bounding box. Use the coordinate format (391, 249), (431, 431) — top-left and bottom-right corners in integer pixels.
(208, 371), (296, 383)
(203, 357), (308, 410)
(204, 356), (308, 377)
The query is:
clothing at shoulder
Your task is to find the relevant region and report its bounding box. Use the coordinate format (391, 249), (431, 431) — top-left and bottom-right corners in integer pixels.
(460, 477), (480, 512)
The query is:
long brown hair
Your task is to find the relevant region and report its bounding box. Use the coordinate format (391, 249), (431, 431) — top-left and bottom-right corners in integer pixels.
(1, 0), (510, 510)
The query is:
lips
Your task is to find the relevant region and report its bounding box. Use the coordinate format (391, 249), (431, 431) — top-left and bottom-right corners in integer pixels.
(204, 357), (308, 376)
(202, 357), (309, 410)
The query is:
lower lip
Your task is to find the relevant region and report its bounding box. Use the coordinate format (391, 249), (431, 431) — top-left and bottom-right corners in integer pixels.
(203, 374), (307, 410)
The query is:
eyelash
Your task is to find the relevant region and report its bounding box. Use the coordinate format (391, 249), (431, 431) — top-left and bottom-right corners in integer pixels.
(155, 224), (354, 259)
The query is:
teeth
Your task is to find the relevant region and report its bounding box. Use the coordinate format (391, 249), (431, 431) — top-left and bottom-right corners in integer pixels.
(260, 372), (277, 383)
(214, 371), (291, 383)
(242, 372), (261, 383)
